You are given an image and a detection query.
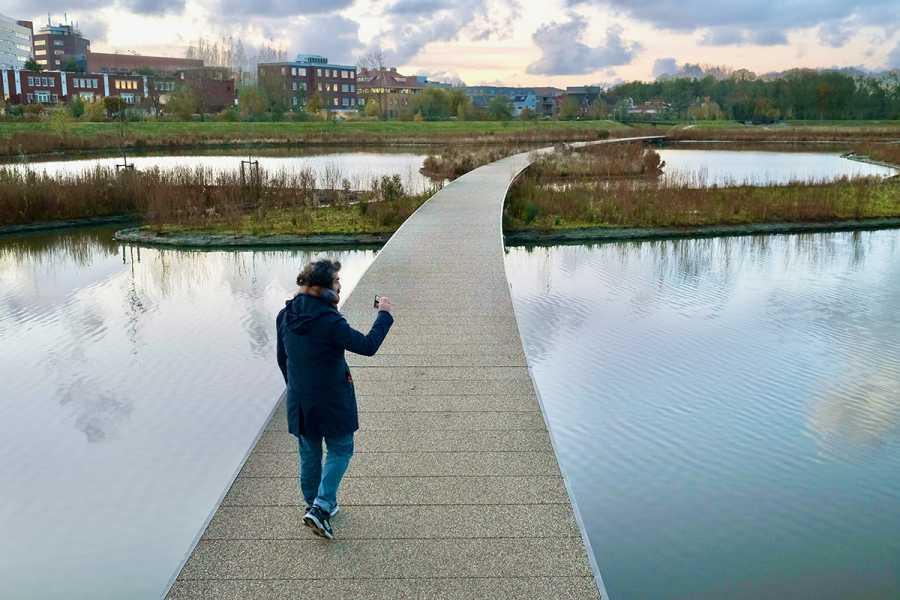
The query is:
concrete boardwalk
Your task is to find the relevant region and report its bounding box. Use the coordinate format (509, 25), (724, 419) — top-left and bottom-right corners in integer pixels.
(165, 139), (659, 599)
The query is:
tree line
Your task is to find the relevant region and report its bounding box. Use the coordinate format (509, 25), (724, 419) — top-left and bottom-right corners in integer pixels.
(604, 70), (900, 122)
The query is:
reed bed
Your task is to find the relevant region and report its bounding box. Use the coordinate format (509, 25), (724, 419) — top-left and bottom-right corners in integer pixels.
(0, 164), (435, 234)
(505, 141), (900, 230)
(420, 144), (540, 180)
(529, 142), (663, 179)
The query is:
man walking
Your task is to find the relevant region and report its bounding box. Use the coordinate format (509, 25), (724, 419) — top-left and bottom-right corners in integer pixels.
(276, 259), (393, 539)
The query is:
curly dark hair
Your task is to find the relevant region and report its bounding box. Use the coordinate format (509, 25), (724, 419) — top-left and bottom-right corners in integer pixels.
(296, 259), (341, 289)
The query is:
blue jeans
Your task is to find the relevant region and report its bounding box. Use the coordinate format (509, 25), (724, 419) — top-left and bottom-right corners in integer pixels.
(298, 433), (354, 513)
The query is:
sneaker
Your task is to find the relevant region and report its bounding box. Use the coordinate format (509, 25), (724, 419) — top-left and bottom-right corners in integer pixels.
(303, 505), (334, 540)
(304, 504), (340, 518)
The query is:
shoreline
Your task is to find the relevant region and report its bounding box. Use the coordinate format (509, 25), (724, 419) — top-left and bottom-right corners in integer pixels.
(504, 218), (900, 245)
(0, 215), (137, 236)
(108, 218), (900, 249)
(113, 226), (390, 247)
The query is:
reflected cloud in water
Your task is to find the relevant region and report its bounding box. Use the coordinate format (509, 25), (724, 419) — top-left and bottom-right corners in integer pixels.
(505, 229), (900, 600)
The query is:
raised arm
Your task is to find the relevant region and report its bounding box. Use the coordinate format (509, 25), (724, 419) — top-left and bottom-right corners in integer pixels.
(331, 311), (394, 356)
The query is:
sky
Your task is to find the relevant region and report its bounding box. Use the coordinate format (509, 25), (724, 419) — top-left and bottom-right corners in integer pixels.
(8, 0), (900, 85)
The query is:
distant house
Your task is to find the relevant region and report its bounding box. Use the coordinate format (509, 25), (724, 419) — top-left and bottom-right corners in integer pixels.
(627, 98), (672, 118)
(357, 67), (426, 118)
(463, 86), (546, 117)
(530, 86), (564, 117)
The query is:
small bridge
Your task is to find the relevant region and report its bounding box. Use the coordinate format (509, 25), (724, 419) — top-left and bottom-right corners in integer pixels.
(166, 135), (664, 600)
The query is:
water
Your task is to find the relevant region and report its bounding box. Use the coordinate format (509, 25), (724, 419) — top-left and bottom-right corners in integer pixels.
(4, 147), (438, 193)
(657, 148), (896, 187)
(505, 231), (900, 600)
(0, 228), (378, 599)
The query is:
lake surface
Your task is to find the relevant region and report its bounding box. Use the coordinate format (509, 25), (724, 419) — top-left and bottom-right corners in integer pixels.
(657, 148), (896, 186)
(505, 231), (900, 599)
(0, 228), (378, 599)
(5, 147), (438, 193)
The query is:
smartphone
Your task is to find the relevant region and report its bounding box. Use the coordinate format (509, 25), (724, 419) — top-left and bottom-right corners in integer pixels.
(373, 295), (380, 309)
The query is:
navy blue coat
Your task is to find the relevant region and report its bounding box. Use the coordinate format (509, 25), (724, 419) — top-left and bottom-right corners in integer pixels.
(277, 293), (393, 438)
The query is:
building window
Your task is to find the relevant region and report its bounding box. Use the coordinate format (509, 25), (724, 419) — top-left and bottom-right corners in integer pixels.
(37, 59), (47, 65)
(333, 97), (339, 106)
(341, 84), (349, 92)
(292, 81), (297, 91)
(357, 97), (364, 106)
(27, 77), (34, 86)
(291, 67), (297, 76)
(53, 40), (64, 46)
(301, 82), (307, 91)
(51, 94), (58, 103)
(318, 83), (323, 92)
(298, 68), (306, 76)
(281, 67), (286, 75)
(34, 39), (46, 46)
(26, 93), (33, 102)
(350, 71), (355, 79)
(342, 97), (349, 106)
(54, 50), (63, 55)
(35, 91), (50, 103)
(35, 49), (46, 56)
(350, 84), (355, 92)
(316, 68), (322, 77)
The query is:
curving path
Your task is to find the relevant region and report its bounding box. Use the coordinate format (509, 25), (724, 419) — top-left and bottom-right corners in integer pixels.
(166, 136), (663, 600)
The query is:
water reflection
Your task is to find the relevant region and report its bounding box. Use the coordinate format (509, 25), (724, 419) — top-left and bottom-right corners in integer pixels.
(657, 148), (897, 186)
(506, 229), (900, 600)
(0, 227), (378, 599)
(9, 146), (440, 193)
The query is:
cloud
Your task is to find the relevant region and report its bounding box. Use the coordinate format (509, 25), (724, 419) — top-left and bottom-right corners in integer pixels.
(889, 42), (900, 70)
(526, 15), (641, 75)
(218, 0), (352, 17)
(818, 20), (855, 47)
(567, 0), (897, 47)
(286, 15), (362, 63)
(699, 26), (786, 46)
(652, 57), (678, 78)
(370, 0), (518, 66)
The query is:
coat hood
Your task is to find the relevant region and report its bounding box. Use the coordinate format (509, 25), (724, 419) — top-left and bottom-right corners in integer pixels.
(283, 293), (338, 335)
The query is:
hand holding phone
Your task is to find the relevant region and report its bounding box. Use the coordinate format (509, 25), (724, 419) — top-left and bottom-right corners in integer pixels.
(375, 295), (393, 313)
(373, 295), (380, 309)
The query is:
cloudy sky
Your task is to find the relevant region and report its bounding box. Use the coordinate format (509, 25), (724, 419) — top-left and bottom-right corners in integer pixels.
(9, 0), (900, 85)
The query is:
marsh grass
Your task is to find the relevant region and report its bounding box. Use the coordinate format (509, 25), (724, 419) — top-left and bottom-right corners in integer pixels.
(505, 141), (900, 230)
(0, 164), (435, 234)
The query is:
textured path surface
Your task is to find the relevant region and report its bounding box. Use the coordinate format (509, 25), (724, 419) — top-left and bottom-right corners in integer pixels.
(166, 138), (662, 599)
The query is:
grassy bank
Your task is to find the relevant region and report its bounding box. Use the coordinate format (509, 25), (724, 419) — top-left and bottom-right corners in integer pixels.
(505, 143), (900, 231)
(0, 120), (624, 157)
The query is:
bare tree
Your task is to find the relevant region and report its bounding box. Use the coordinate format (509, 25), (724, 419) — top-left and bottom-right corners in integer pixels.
(358, 48), (388, 118)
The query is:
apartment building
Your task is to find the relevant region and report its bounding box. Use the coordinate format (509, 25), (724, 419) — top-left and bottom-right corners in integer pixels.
(1, 68), (147, 104)
(31, 22), (90, 70)
(0, 14), (32, 69)
(258, 54), (361, 112)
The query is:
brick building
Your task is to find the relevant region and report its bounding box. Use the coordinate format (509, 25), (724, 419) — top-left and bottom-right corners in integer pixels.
(86, 51), (203, 75)
(258, 54), (360, 113)
(1, 68), (147, 105)
(357, 67), (425, 118)
(31, 22), (90, 70)
(0, 13), (32, 70)
(173, 66), (235, 112)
